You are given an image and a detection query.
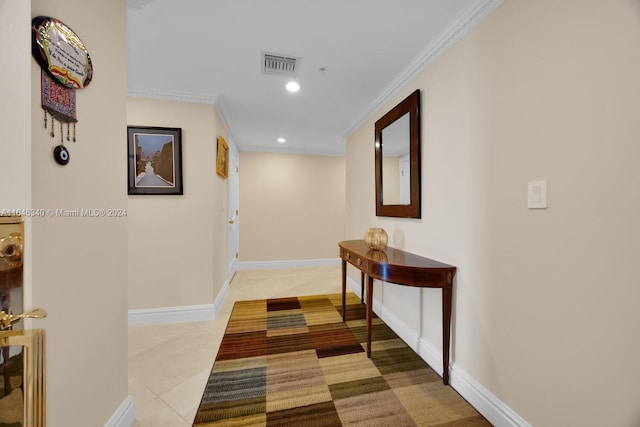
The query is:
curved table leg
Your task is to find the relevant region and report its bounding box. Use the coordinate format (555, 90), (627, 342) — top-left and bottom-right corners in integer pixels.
(341, 260), (347, 321)
(442, 286), (452, 385)
(366, 275), (374, 358)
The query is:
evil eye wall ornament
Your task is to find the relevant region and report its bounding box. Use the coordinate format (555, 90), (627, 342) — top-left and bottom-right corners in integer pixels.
(53, 145), (70, 165)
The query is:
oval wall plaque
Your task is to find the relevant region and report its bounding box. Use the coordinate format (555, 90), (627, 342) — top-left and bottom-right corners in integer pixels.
(31, 16), (93, 89)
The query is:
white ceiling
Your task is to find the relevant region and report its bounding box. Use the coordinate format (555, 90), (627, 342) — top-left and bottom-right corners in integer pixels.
(127, 0), (499, 156)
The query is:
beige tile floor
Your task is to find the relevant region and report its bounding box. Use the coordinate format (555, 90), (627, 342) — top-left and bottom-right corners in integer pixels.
(128, 266), (342, 426)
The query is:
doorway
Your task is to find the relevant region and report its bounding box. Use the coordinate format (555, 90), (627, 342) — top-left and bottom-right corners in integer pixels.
(226, 147), (239, 281)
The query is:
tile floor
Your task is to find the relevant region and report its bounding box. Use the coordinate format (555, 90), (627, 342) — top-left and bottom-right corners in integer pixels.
(128, 266), (342, 426)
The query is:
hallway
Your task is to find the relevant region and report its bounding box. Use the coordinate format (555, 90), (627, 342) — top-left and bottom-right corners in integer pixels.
(128, 266), (341, 426)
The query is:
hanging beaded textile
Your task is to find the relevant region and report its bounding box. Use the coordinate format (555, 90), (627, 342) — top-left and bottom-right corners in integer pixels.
(32, 16), (92, 149)
(41, 69), (77, 143)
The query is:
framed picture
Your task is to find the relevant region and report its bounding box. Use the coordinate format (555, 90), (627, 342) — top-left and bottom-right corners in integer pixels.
(127, 126), (183, 195)
(216, 135), (229, 179)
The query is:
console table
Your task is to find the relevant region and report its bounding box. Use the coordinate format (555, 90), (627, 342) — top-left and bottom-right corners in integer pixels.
(339, 239), (457, 385)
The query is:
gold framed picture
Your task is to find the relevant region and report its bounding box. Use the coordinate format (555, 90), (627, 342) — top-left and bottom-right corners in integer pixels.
(216, 135), (229, 179)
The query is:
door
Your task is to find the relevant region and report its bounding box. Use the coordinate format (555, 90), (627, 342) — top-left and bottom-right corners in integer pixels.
(227, 148), (239, 281)
(1, 216), (47, 426)
(399, 154), (410, 205)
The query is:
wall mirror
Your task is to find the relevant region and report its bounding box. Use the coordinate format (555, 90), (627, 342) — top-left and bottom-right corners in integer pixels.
(375, 89), (421, 218)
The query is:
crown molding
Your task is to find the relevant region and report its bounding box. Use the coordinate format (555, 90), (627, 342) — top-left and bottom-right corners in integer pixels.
(235, 143), (345, 157)
(342, 0), (504, 138)
(213, 95), (240, 156)
(127, 89), (242, 154)
(214, 97), (345, 156)
(128, 88), (217, 105)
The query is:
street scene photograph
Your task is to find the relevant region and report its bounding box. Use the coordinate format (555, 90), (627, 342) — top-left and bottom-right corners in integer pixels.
(133, 133), (175, 188)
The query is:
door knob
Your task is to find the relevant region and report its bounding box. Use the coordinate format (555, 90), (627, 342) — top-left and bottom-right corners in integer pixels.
(0, 308), (47, 330)
(228, 219), (234, 224)
(0, 233), (23, 260)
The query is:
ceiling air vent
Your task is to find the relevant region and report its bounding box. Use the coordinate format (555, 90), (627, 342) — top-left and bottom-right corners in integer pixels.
(262, 52), (299, 76)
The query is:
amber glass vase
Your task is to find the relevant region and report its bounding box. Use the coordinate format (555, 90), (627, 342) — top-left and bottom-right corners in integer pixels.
(364, 228), (388, 250)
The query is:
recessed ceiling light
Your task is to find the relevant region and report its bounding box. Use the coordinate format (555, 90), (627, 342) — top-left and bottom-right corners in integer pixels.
(285, 81), (300, 92)
(277, 138), (286, 143)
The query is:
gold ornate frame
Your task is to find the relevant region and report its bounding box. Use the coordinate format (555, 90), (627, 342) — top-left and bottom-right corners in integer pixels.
(216, 136), (229, 179)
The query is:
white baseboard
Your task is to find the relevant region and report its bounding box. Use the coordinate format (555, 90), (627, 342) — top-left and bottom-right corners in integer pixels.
(105, 395), (135, 427)
(346, 276), (529, 427)
(450, 365), (531, 427)
(128, 278), (231, 325)
(239, 258), (340, 270)
(214, 276), (231, 314)
(346, 275), (362, 296)
(128, 303), (216, 325)
(128, 258), (340, 325)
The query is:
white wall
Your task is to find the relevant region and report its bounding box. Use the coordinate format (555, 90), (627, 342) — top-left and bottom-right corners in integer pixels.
(345, 0), (640, 425)
(127, 97), (229, 311)
(29, 0), (130, 425)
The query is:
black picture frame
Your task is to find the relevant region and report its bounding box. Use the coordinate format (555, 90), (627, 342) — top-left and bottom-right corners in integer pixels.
(127, 126), (183, 195)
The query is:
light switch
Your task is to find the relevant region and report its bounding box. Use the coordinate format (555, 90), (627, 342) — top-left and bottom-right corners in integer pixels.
(527, 180), (547, 209)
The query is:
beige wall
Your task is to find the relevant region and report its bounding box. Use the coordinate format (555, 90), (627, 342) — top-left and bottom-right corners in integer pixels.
(1, 0), (31, 212)
(0, 0), (32, 314)
(27, 0), (130, 425)
(127, 97), (229, 310)
(239, 152), (345, 262)
(346, 0), (640, 425)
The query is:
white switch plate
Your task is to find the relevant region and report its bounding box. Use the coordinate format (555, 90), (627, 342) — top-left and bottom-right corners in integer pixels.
(528, 180), (547, 209)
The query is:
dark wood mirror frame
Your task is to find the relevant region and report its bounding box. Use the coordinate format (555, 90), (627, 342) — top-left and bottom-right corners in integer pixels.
(375, 89), (421, 218)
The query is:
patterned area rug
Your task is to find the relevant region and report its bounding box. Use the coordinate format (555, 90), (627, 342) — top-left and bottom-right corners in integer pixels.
(193, 293), (491, 426)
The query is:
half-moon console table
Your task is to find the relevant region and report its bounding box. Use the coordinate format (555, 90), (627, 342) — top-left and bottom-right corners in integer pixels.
(338, 239), (457, 385)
